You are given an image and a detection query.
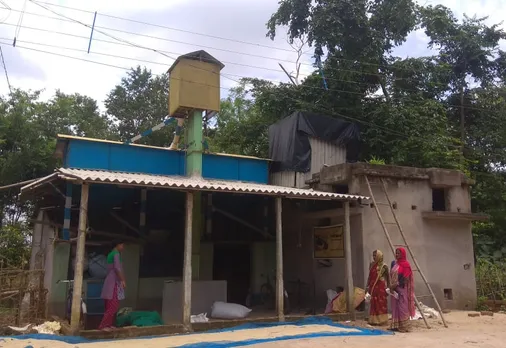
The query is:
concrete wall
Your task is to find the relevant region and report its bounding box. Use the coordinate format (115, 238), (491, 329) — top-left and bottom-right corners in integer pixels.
(423, 220), (476, 309)
(137, 277), (180, 311)
(122, 244), (140, 309)
(250, 242), (276, 293)
(29, 212), (70, 317)
(355, 176), (477, 309)
(282, 207), (364, 309)
(200, 242), (214, 281)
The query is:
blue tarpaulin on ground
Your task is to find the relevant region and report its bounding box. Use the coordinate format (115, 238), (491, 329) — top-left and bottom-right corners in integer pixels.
(178, 317), (391, 348)
(1, 316), (391, 347)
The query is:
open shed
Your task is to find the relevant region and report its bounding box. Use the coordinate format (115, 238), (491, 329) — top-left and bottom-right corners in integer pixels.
(20, 134), (368, 337)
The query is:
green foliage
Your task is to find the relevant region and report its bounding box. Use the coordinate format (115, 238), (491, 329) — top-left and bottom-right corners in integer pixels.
(0, 0), (506, 270)
(41, 90), (113, 139)
(0, 224), (30, 268)
(475, 258), (506, 302)
(367, 157), (386, 165)
(211, 83), (270, 157)
(105, 66), (173, 146)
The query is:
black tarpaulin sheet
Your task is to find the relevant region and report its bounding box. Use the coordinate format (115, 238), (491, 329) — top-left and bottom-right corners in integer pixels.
(268, 111), (360, 172)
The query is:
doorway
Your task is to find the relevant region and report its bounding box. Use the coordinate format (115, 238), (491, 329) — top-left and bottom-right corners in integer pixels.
(213, 244), (251, 305)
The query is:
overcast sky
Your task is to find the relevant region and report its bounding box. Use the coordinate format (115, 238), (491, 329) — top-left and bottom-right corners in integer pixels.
(0, 0), (504, 110)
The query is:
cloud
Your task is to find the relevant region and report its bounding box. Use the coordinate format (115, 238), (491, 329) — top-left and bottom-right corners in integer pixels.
(395, 0), (506, 58)
(0, 0), (312, 109)
(0, 0), (502, 111)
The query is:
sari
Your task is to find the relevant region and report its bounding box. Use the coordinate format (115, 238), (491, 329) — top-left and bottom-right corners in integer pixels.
(99, 249), (125, 329)
(367, 250), (389, 325)
(331, 287), (366, 313)
(390, 247), (415, 332)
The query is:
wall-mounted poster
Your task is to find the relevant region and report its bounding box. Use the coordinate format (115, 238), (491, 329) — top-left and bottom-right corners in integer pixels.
(313, 224), (344, 259)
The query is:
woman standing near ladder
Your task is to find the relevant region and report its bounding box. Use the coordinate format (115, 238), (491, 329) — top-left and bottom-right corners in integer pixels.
(98, 240), (126, 331)
(365, 250), (389, 325)
(390, 247), (415, 332)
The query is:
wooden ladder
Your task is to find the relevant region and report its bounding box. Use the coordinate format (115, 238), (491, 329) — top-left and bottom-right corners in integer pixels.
(364, 175), (448, 329)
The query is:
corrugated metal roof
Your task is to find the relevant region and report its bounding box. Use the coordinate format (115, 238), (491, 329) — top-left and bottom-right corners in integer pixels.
(21, 168), (368, 201)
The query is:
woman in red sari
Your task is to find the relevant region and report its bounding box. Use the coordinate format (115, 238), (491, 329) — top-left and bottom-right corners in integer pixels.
(366, 249), (389, 325)
(390, 247), (415, 332)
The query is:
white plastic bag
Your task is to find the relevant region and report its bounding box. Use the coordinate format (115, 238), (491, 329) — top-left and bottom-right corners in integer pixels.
(365, 292), (371, 303)
(325, 289), (339, 314)
(191, 312), (209, 323)
(210, 301), (252, 319)
(326, 289), (338, 303)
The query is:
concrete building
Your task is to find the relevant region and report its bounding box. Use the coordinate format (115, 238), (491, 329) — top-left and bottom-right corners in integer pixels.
(274, 155), (486, 310)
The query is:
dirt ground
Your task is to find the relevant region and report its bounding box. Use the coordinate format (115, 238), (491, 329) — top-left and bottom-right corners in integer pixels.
(1, 311), (505, 348)
(255, 311), (506, 348)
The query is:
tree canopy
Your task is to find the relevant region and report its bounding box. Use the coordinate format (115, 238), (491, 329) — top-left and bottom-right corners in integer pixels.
(0, 1), (505, 265)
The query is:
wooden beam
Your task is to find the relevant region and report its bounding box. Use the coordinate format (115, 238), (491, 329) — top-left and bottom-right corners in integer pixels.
(49, 182), (66, 199)
(70, 183), (89, 334)
(86, 229), (145, 244)
(275, 197), (284, 321)
(110, 211), (144, 237)
(30, 219), (144, 244)
(301, 208), (362, 220)
(182, 192), (193, 331)
(343, 201), (355, 320)
(0, 178), (37, 191)
(212, 206), (273, 239)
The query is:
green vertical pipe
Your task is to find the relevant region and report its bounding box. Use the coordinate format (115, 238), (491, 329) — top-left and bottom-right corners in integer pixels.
(186, 110), (203, 177)
(185, 109), (203, 279)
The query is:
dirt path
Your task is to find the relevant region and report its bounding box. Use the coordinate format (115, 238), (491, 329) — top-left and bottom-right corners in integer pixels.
(253, 311), (506, 348)
(1, 311), (505, 348)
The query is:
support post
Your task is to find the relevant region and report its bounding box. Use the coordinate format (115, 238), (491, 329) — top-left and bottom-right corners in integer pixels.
(182, 191), (194, 330)
(186, 110), (203, 177)
(275, 197), (284, 321)
(70, 183), (89, 335)
(343, 201), (355, 320)
(62, 183), (73, 240)
(185, 110), (203, 279)
(140, 188), (147, 234)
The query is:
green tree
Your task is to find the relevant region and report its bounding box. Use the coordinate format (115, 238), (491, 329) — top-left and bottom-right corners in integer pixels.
(40, 90), (113, 139)
(419, 5), (506, 145)
(0, 90), (55, 227)
(267, 0), (419, 101)
(105, 66), (174, 146)
(211, 82), (272, 157)
(0, 224), (31, 268)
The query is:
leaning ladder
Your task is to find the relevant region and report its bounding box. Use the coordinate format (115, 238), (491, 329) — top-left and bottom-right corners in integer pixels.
(364, 176), (448, 329)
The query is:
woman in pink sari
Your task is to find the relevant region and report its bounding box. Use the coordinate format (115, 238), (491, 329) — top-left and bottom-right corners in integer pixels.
(390, 247), (415, 332)
(98, 241), (126, 331)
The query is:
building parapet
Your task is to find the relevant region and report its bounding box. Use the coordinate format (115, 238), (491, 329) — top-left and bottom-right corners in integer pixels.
(310, 163), (475, 187)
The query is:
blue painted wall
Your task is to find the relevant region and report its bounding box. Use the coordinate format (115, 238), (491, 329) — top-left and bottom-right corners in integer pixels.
(64, 139), (268, 184)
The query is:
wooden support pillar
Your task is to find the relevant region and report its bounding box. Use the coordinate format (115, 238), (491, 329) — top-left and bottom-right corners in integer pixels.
(275, 197), (284, 321)
(70, 183), (89, 335)
(192, 193), (201, 280)
(343, 201), (355, 320)
(182, 191), (194, 330)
